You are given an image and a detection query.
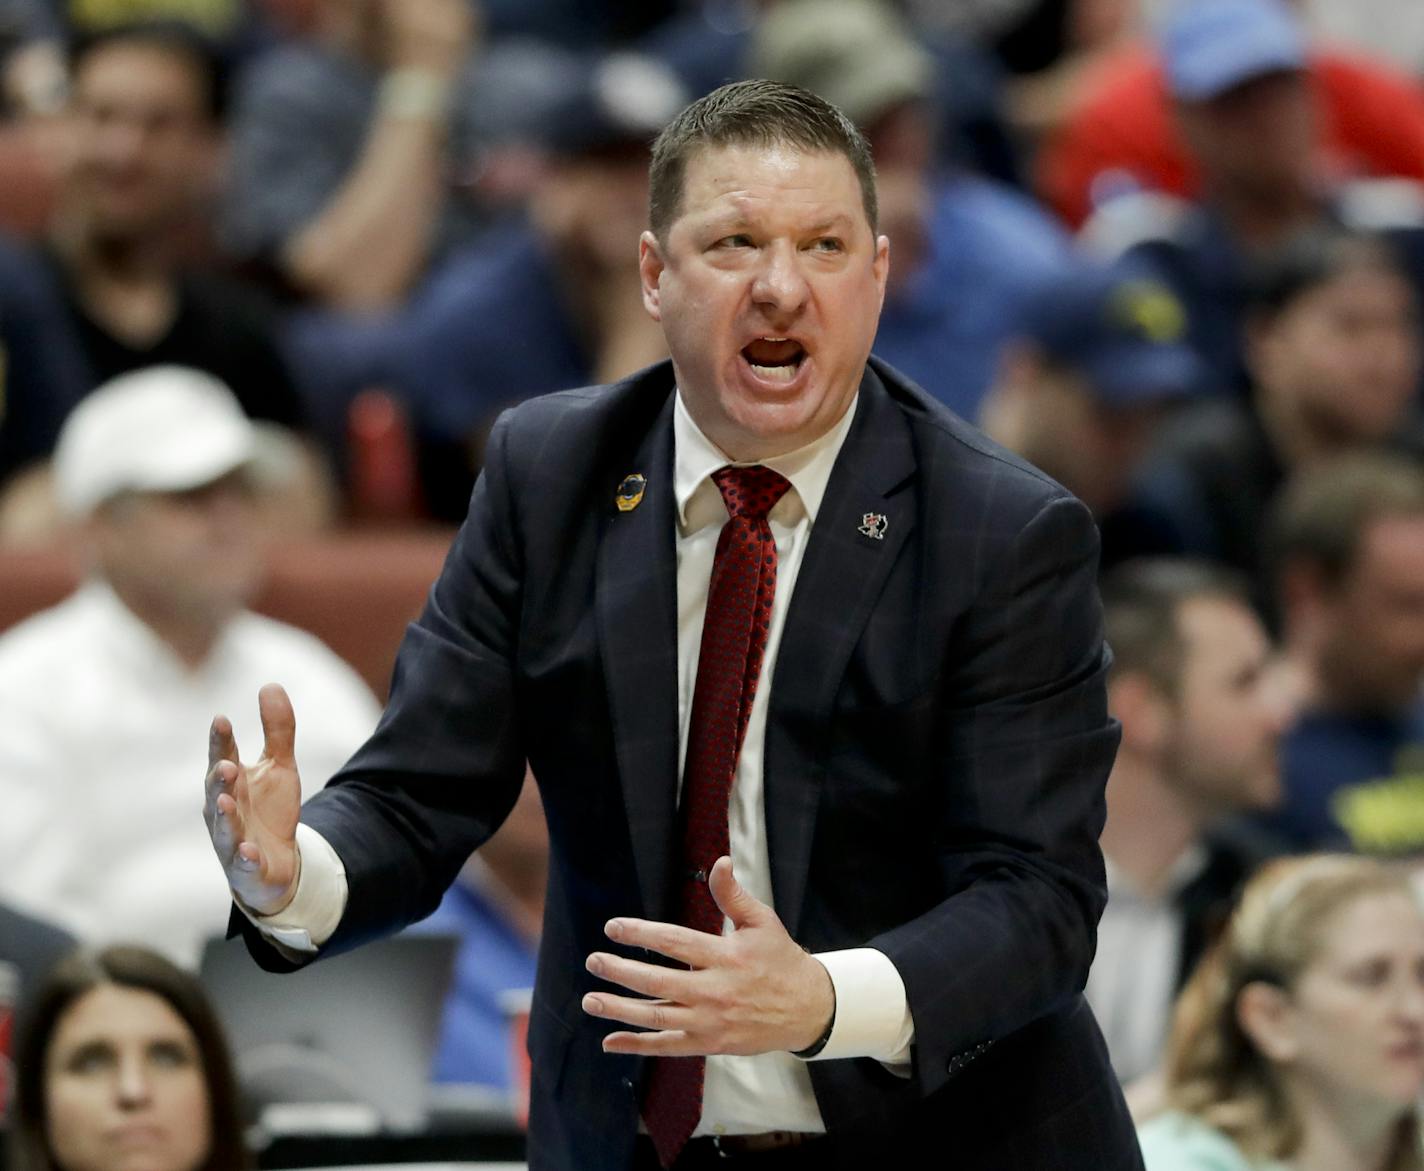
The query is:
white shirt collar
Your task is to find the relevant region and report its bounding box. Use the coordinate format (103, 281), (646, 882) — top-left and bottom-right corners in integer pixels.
(1104, 843), (1210, 905)
(672, 390), (859, 534)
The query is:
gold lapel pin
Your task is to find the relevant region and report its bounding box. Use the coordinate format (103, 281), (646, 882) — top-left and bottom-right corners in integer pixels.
(615, 473), (647, 512)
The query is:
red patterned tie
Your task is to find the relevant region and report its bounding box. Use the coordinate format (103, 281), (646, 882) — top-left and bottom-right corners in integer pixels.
(641, 464), (791, 1168)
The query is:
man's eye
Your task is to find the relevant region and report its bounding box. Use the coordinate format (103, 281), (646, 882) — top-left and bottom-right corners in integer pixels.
(716, 235), (753, 249)
(810, 237), (844, 253)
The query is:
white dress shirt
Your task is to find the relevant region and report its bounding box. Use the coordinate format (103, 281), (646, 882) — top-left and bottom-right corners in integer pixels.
(255, 391), (914, 1133)
(0, 580), (381, 967)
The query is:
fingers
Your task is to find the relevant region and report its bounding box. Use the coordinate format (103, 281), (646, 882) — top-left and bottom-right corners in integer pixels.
(586, 952), (695, 1002)
(582, 992), (693, 1035)
(209, 790), (243, 864)
(258, 683), (297, 766)
(203, 759), (238, 821)
(707, 856), (770, 931)
(604, 917), (722, 969)
(600, 1028), (698, 1057)
(208, 715), (239, 770)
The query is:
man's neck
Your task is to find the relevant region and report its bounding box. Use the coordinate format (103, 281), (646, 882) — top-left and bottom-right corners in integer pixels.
(106, 578), (225, 672)
(1100, 754), (1203, 899)
(51, 213), (180, 346)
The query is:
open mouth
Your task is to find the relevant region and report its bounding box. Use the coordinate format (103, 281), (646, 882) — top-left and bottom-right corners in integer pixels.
(741, 337), (807, 385)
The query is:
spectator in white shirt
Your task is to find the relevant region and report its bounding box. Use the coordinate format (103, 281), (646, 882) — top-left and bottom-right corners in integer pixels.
(1089, 559), (1291, 1085)
(0, 366), (379, 966)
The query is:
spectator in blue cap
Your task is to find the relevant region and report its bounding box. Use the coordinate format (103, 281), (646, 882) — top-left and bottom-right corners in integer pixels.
(751, 0), (1071, 423)
(1162, 0), (1309, 104)
(1100, 0), (1424, 395)
(979, 261), (1203, 570)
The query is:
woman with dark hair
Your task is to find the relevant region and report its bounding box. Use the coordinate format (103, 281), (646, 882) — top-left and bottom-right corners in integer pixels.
(1138, 854), (1424, 1171)
(7, 944), (249, 1171)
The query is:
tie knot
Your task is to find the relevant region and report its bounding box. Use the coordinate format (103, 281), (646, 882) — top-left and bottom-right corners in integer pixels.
(712, 465), (791, 521)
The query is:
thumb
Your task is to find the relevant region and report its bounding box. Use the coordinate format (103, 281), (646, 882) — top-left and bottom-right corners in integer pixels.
(708, 856), (770, 931)
(258, 683), (297, 766)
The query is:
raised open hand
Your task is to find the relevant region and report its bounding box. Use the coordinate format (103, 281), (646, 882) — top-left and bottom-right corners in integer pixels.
(203, 683), (303, 916)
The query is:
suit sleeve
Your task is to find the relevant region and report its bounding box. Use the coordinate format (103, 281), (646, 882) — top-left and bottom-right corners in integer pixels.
(286, 410), (530, 955)
(872, 492), (1117, 1098)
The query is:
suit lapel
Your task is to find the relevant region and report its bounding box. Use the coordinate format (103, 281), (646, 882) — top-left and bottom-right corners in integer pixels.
(596, 395), (681, 922)
(765, 365), (918, 939)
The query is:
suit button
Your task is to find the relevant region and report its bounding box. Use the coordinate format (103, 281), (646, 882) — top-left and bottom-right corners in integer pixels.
(621, 1078), (635, 1093)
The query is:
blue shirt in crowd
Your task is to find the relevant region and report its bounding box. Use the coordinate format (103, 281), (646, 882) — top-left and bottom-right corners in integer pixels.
(399, 223), (588, 447)
(1257, 702), (1424, 855)
(872, 174), (1070, 421)
(410, 877), (539, 1090)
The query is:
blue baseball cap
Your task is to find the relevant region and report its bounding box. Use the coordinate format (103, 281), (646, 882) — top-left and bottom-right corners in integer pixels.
(1018, 264), (1205, 407)
(1161, 0), (1308, 102)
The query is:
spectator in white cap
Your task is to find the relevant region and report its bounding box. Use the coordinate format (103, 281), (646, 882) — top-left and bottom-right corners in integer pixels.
(0, 366), (380, 966)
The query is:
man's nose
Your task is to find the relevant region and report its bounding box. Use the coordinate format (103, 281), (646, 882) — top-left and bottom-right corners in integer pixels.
(94, 119), (146, 165)
(750, 241), (809, 318)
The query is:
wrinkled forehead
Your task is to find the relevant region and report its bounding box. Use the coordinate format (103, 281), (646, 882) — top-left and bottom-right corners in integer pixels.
(672, 142), (873, 232)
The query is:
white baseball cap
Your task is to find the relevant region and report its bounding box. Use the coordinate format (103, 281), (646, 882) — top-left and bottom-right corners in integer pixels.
(54, 365), (257, 517)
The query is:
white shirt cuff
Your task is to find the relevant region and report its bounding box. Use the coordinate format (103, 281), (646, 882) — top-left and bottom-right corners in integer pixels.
(239, 824), (349, 955)
(800, 948), (914, 1069)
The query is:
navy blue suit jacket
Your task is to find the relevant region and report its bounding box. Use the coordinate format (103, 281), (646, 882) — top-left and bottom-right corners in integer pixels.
(240, 357), (1142, 1169)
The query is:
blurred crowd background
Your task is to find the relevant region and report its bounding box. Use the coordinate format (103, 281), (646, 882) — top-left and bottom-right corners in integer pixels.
(3, 0), (1424, 1165)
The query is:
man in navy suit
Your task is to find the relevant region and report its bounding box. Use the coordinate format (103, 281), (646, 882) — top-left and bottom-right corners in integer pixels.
(205, 80), (1142, 1169)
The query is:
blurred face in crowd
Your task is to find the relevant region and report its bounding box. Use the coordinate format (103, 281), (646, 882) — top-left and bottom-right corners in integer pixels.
(1242, 890), (1424, 1119)
(63, 40), (218, 242)
(990, 355), (1168, 514)
(88, 472), (263, 636)
(1177, 71), (1317, 205)
(1250, 262), (1421, 448)
(534, 150), (654, 275)
(865, 101), (935, 290)
(1161, 595), (1287, 816)
(45, 983), (213, 1171)
(640, 143), (889, 461)
(1313, 514), (1424, 711)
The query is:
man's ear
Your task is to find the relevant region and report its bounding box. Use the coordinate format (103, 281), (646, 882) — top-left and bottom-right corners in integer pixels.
(1236, 980), (1299, 1063)
(873, 232), (890, 306)
(639, 230), (665, 322)
(1109, 670), (1172, 758)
